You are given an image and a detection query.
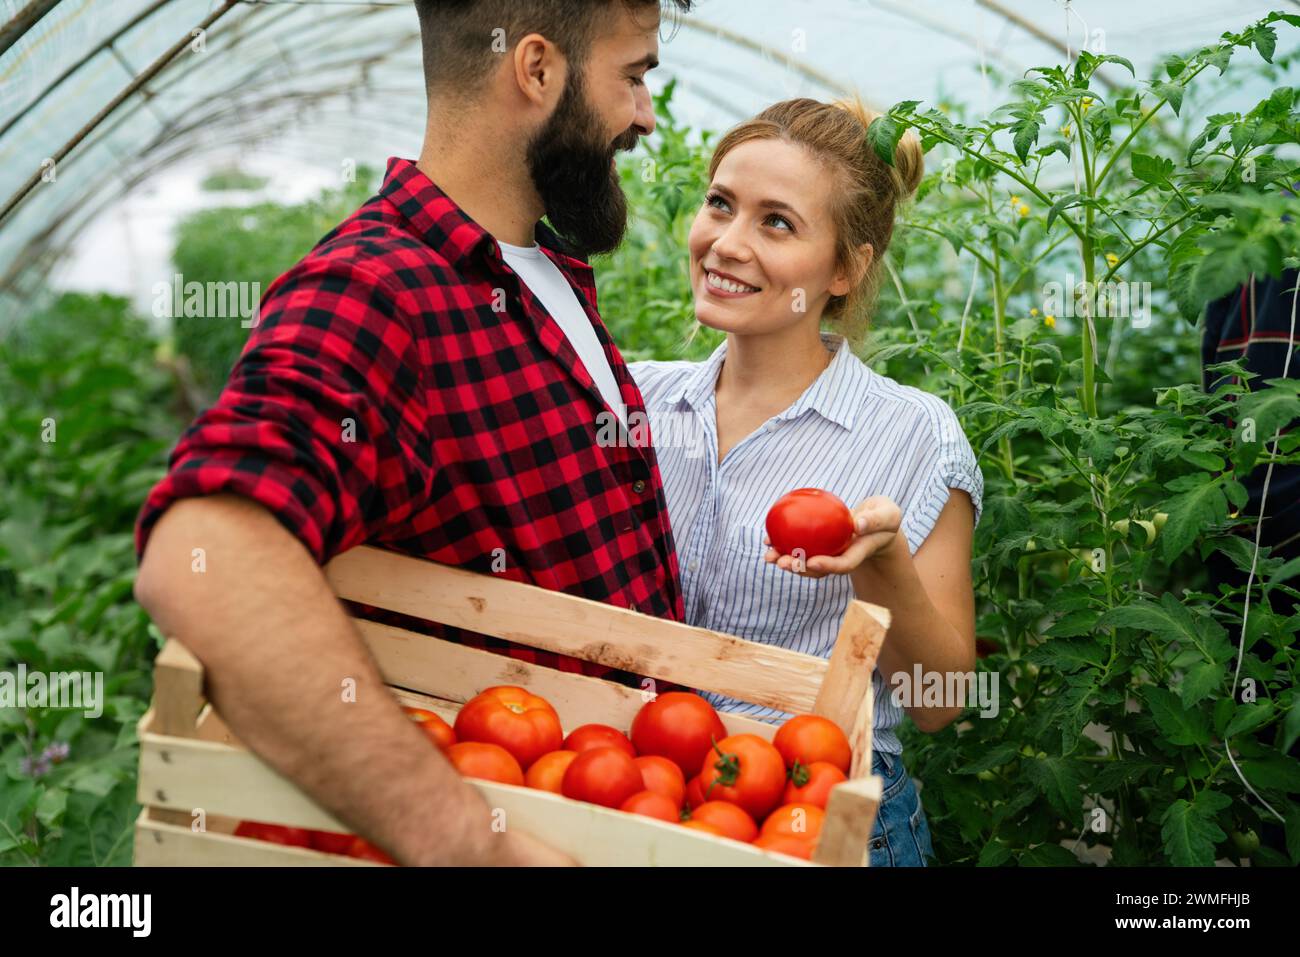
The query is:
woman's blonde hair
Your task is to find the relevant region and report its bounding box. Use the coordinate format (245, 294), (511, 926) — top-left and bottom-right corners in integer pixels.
(705, 96), (924, 349)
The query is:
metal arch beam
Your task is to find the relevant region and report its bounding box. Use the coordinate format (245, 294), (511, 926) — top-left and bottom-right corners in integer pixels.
(0, 0), (62, 59)
(0, 0), (179, 143)
(0, 1), (244, 228)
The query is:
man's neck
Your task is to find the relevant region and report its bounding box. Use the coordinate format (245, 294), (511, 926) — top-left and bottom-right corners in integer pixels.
(416, 116), (543, 247)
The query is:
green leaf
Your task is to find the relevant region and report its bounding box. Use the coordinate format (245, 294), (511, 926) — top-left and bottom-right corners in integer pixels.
(1252, 24), (1277, 63)
(956, 744), (1020, 775)
(1019, 843), (1083, 866)
(1224, 700), (1275, 739)
(1240, 758), (1300, 792)
(978, 839), (1013, 866)
(43, 785), (138, 867)
(1160, 480), (1229, 563)
(1282, 697), (1300, 753)
(1161, 795), (1227, 866)
(1144, 686), (1211, 746)
(1180, 661), (1225, 708)
(1023, 755), (1084, 818)
(867, 115), (905, 167)
(1131, 152), (1175, 185)
(1152, 81), (1184, 116)
(1012, 118), (1040, 164)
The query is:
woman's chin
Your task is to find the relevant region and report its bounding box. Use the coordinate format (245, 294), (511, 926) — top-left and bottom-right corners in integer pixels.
(693, 303), (745, 333)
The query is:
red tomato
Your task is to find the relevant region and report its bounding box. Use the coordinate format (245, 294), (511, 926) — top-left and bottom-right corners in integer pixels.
(635, 755), (686, 807)
(346, 836), (396, 864)
(760, 803), (825, 842)
(685, 773), (707, 810)
(697, 734), (787, 821)
(687, 801), (758, 843)
(620, 790), (680, 823)
(783, 761), (848, 809)
(753, 832), (815, 860)
(404, 706), (456, 751)
(453, 686), (562, 770)
(631, 692), (728, 777)
(525, 750), (579, 793)
(765, 488), (855, 559)
(233, 821), (312, 848)
(446, 741), (525, 786)
(307, 829), (355, 855)
(680, 820), (725, 836)
(564, 724), (636, 757)
(773, 715), (852, 774)
(561, 747), (644, 809)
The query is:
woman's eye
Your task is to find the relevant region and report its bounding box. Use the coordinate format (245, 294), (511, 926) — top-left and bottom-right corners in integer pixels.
(766, 214), (794, 232)
(705, 193), (730, 212)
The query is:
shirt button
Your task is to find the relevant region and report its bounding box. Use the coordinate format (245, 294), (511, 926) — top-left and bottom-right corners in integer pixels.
(687, 560), (699, 572)
(632, 479), (646, 494)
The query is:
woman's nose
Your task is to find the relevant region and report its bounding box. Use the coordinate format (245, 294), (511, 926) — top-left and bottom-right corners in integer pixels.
(711, 219), (752, 262)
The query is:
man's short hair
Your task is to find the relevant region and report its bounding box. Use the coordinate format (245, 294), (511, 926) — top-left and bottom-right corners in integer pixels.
(413, 1), (692, 95)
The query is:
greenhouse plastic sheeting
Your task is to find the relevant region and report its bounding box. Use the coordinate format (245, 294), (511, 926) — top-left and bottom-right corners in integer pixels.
(0, 0), (1291, 308)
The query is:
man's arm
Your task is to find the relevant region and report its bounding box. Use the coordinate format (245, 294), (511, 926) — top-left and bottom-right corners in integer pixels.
(135, 492), (574, 866)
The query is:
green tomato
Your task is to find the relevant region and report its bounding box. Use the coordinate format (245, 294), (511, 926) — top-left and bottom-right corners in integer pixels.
(1230, 829), (1260, 855)
(976, 769), (997, 782)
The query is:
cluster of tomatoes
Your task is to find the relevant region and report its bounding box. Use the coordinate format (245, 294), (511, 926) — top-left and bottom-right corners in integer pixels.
(234, 688), (853, 863)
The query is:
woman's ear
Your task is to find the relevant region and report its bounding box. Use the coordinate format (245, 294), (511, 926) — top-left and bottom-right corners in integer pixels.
(829, 243), (874, 297)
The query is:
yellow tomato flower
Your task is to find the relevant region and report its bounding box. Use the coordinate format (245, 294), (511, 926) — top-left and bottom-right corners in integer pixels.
(1081, 97), (1094, 112)
(1044, 314), (1056, 328)
(1030, 307), (1040, 316)
(1018, 203), (1030, 216)
(1105, 252), (1119, 267)
(1061, 123), (1072, 138)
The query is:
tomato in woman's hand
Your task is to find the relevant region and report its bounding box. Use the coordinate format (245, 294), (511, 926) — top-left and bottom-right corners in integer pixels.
(686, 801), (758, 843)
(233, 821), (312, 847)
(307, 829), (356, 855)
(404, 706), (456, 751)
(561, 747), (644, 809)
(525, 750), (579, 793)
(773, 715), (852, 774)
(760, 803), (825, 842)
(453, 686), (562, 770)
(696, 734), (787, 821)
(446, 741), (525, 786)
(631, 692), (728, 778)
(765, 488), (855, 559)
(346, 836), (396, 864)
(564, 723), (636, 757)
(619, 790), (681, 823)
(635, 755), (686, 807)
(783, 760), (847, 809)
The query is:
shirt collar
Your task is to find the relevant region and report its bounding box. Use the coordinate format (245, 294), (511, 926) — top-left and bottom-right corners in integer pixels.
(379, 156), (593, 277)
(672, 331), (869, 432)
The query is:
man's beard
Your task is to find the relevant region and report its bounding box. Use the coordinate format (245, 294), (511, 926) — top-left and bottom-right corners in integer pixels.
(526, 73), (640, 257)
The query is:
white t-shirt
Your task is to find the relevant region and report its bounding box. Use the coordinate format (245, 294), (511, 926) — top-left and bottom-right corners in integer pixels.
(498, 239), (627, 428)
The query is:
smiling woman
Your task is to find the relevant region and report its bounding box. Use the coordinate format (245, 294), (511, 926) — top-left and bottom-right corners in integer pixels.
(628, 96), (979, 867)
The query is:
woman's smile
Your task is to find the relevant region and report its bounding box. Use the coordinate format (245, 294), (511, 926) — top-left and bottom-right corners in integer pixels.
(702, 267), (762, 298)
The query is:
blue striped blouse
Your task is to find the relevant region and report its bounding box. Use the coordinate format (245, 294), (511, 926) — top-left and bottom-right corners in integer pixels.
(628, 331), (984, 753)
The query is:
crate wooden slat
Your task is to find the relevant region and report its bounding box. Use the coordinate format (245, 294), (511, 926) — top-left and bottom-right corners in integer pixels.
(134, 545), (892, 866)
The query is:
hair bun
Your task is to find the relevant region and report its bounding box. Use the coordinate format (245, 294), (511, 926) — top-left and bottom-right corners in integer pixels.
(832, 97), (924, 201)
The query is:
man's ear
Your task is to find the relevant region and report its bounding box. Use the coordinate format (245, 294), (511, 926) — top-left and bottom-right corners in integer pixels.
(829, 243), (874, 297)
(512, 32), (566, 109)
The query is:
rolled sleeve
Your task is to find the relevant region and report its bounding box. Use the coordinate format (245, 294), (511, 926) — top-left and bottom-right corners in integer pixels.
(134, 257), (434, 565)
(899, 399), (984, 554)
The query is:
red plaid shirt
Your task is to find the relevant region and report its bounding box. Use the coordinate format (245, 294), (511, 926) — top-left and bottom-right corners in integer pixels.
(136, 157), (686, 685)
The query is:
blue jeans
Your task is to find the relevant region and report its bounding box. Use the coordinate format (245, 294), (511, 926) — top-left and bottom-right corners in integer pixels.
(868, 750), (934, 867)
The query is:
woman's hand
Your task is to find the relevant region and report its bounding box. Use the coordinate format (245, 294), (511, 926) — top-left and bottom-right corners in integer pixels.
(763, 495), (904, 579)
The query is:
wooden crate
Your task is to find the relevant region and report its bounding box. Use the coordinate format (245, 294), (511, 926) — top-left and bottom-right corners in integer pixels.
(134, 545), (891, 866)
